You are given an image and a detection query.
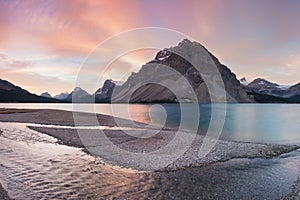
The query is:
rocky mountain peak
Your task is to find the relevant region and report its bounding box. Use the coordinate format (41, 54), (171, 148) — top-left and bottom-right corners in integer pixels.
(244, 78), (300, 99)
(40, 92), (52, 98)
(73, 87), (84, 93)
(249, 78), (279, 87)
(53, 92), (69, 100)
(112, 39), (252, 103)
(95, 79), (117, 102)
(64, 87), (92, 102)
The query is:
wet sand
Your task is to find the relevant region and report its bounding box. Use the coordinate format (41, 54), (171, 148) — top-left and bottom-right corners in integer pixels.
(0, 108), (299, 199)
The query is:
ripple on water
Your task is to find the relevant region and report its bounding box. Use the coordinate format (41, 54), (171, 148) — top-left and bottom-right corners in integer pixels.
(0, 123), (156, 200)
(0, 122), (299, 200)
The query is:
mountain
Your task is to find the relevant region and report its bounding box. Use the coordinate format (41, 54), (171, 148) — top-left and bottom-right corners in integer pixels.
(247, 78), (286, 97)
(0, 79), (62, 103)
(53, 92), (69, 100)
(246, 78), (300, 98)
(239, 77), (249, 86)
(40, 92), (52, 98)
(289, 82), (300, 97)
(111, 39), (252, 103)
(64, 87), (93, 103)
(94, 79), (117, 103)
(243, 78), (300, 103)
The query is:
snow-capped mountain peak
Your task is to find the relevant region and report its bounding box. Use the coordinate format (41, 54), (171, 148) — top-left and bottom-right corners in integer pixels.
(154, 49), (171, 61)
(111, 80), (124, 86)
(276, 85), (290, 90)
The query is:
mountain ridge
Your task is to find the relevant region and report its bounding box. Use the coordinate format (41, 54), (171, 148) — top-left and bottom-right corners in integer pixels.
(1, 39), (300, 104)
(243, 78), (300, 98)
(0, 79), (64, 103)
(111, 39), (252, 103)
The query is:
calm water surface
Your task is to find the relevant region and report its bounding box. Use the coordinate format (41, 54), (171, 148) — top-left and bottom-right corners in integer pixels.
(1, 103), (300, 144)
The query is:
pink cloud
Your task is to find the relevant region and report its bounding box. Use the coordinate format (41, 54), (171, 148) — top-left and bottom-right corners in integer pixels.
(0, 53), (33, 70)
(0, 0), (300, 92)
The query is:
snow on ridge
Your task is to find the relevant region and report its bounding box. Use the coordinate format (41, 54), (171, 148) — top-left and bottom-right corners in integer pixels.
(111, 80), (124, 86)
(158, 55), (170, 61)
(276, 85), (290, 90)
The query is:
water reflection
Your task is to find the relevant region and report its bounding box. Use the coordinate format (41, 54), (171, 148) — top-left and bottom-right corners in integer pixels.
(1, 103), (300, 144)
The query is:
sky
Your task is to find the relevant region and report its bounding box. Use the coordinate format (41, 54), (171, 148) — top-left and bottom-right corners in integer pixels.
(0, 0), (300, 95)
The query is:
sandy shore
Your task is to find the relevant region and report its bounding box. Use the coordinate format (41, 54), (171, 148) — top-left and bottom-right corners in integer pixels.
(0, 108), (299, 198)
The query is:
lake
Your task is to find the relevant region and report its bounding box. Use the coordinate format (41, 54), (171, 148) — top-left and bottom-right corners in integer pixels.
(1, 104), (300, 199)
(0, 103), (299, 144)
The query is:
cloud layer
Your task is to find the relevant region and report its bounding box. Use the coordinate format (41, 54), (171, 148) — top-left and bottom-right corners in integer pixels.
(0, 0), (299, 94)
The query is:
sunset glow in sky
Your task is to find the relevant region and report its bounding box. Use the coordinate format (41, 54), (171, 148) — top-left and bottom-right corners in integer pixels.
(0, 0), (300, 95)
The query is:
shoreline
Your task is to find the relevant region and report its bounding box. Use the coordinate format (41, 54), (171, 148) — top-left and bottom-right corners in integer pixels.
(28, 125), (299, 172)
(0, 108), (299, 199)
(0, 108), (298, 171)
(283, 178), (300, 199)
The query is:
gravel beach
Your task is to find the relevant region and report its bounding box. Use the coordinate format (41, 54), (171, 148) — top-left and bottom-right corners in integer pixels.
(0, 183), (11, 200)
(0, 108), (298, 171)
(28, 126), (299, 172)
(283, 178), (300, 200)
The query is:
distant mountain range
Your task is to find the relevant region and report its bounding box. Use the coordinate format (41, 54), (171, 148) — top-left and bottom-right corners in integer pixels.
(239, 77), (300, 103)
(35, 79), (121, 103)
(0, 79), (63, 103)
(1, 39), (299, 103)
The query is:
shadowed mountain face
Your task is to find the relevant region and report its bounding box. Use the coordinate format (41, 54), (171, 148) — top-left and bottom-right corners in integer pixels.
(0, 79), (63, 103)
(94, 79), (117, 103)
(112, 39), (252, 103)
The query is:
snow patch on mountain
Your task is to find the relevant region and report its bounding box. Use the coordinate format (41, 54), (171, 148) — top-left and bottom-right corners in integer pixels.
(239, 77), (249, 86)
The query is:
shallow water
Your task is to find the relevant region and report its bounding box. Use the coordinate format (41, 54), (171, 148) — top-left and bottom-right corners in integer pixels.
(0, 122), (299, 199)
(0, 123), (155, 199)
